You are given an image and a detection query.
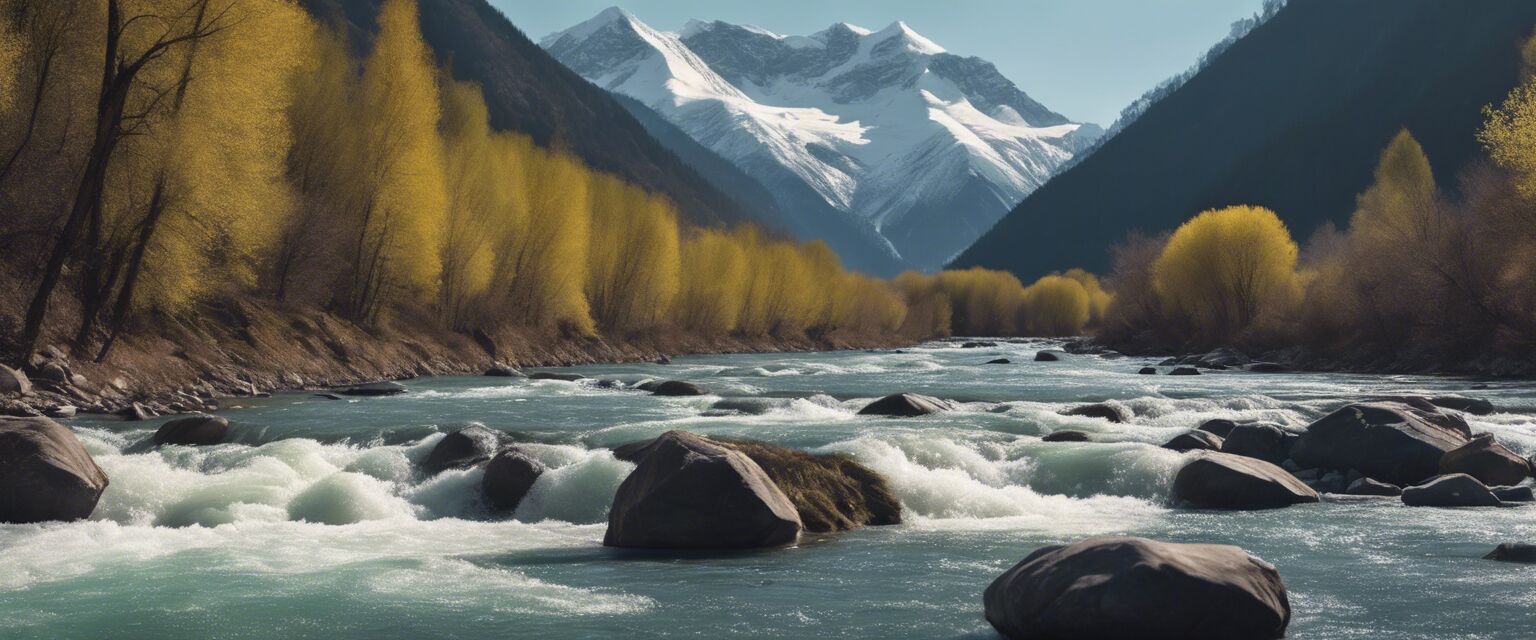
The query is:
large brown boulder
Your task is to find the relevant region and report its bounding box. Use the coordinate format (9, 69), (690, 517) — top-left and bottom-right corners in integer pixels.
(1289, 402), (1470, 486)
(1062, 403), (1127, 423)
(1401, 473), (1502, 507)
(1172, 452), (1319, 510)
(983, 536), (1291, 640)
(482, 447), (545, 512)
(1164, 430), (1224, 452)
(605, 431), (802, 549)
(857, 393), (956, 417)
(152, 415), (230, 446)
(1439, 434), (1531, 487)
(613, 434), (900, 533)
(0, 365), (32, 395)
(0, 416), (110, 523)
(422, 425), (502, 474)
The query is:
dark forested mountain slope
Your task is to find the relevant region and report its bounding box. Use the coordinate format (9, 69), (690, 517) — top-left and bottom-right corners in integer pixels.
(954, 0), (1536, 278)
(300, 0), (757, 229)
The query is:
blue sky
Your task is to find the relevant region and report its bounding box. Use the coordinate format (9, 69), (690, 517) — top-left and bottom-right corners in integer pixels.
(493, 0), (1269, 126)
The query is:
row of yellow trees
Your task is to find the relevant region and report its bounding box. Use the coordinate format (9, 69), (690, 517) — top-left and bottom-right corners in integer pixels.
(1099, 37), (1536, 362)
(0, 0), (1109, 364)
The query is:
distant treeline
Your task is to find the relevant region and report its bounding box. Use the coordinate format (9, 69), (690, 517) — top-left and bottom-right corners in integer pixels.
(1097, 33), (1536, 368)
(0, 0), (1102, 364)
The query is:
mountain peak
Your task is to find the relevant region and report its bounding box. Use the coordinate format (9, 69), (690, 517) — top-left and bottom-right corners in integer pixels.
(867, 20), (945, 55)
(540, 5), (637, 46)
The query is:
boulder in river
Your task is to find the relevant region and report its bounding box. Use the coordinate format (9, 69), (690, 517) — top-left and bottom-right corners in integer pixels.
(604, 430), (802, 549)
(1428, 396), (1494, 416)
(1034, 351), (1062, 362)
(0, 416), (110, 523)
(1438, 434), (1530, 487)
(983, 536), (1291, 640)
(1172, 452), (1320, 510)
(1042, 430), (1091, 442)
(153, 414), (230, 446)
(1491, 485), (1534, 502)
(650, 380), (707, 396)
(422, 425), (502, 474)
(1164, 430), (1224, 452)
(1289, 402), (1470, 486)
(1346, 477), (1402, 497)
(1401, 473), (1501, 507)
(857, 392), (956, 417)
(1198, 418), (1239, 438)
(613, 433), (900, 533)
(340, 381), (407, 396)
(1485, 543), (1536, 563)
(482, 446), (545, 512)
(1062, 403), (1127, 423)
(1138, 367), (1157, 375)
(0, 365), (31, 395)
(1168, 366), (1201, 376)
(1219, 423), (1296, 466)
(985, 358), (1012, 365)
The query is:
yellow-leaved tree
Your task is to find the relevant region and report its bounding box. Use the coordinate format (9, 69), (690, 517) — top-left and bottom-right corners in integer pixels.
(586, 175), (681, 333)
(674, 228), (748, 334)
(438, 78), (500, 328)
(346, 0), (448, 322)
(508, 146), (593, 334)
(1020, 275), (1091, 336)
(1152, 205), (1302, 341)
(1480, 32), (1536, 199)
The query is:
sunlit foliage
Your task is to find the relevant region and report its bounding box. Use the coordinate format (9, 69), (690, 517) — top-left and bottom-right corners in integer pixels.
(1020, 275), (1091, 336)
(1152, 205), (1303, 341)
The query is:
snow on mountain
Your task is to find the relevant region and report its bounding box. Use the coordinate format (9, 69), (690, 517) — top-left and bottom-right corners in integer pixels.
(542, 7), (1099, 270)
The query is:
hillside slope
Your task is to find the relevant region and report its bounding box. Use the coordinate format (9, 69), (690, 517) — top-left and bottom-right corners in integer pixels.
(954, 0), (1536, 278)
(301, 0), (755, 229)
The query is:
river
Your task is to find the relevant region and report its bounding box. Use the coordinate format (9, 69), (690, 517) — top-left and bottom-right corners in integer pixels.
(3, 339), (1534, 638)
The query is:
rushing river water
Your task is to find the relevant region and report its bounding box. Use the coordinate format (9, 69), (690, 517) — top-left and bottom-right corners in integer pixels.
(3, 339), (1536, 639)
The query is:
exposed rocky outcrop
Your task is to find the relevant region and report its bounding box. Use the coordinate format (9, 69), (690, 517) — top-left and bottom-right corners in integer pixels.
(604, 430), (802, 548)
(1172, 452), (1319, 510)
(983, 536), (1290, 640)
(1438, 434), (1530, 487)
(483, 363), (522, 377)
(857, 393), (956, 417)
(152, 414), (230, 446)
(422, 425), (502, 474)
(0, 416), (110, 523)
(1289, 402), (1470, 486)
(482, 446), (545, 512)
(1401, 473), (1501, 507)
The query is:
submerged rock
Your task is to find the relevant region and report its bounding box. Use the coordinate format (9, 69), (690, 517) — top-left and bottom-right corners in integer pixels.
(340, 381), (407, 396)
(528, 372), (585, 382)
(1042, 430), (1091, 442)
(983, 536), (1290, 640)
(312, 393), (344, 400)
(604, 430), (802, 549)
(0, 416), (110, 523)
(1169, 366), (1201, 376)
(153, 414), (230, 446)
(961, 341), (997, 348)
(1401, 474), (1501, 507)
(985, 358), (1012, 365)
(482, 446), (545, 512)
(1172, 452), (1319, 510)
(1164, 430), (1224, 452)
(650, 380), (706, 396)
(1485, 543), (1536, 563)
(1245, 362), (1290, 373)
(1438, 434), (1530, 487)
(613, 433), (900, 533)
(857, 392), (956, 417)
(1219, 423), (1296, 466)
(1062, 403), (1127, 423)
(1346, 477), (1402, 497)
(1290, 402), (1470, 486)
(422, 425), (502, 474)
(1138, 367), (1157, 375)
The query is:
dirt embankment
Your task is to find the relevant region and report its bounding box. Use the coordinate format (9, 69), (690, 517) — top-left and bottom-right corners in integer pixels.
(0, 294), (915, 418)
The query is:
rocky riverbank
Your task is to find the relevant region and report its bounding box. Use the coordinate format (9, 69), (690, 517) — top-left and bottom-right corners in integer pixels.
(0, 297), (914, 420)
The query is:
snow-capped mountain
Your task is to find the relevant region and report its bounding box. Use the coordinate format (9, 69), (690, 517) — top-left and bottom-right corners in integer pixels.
(543, 7), (1100, 271)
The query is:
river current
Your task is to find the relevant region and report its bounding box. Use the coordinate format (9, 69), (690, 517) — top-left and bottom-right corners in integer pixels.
(3, 339), (1534, 638)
